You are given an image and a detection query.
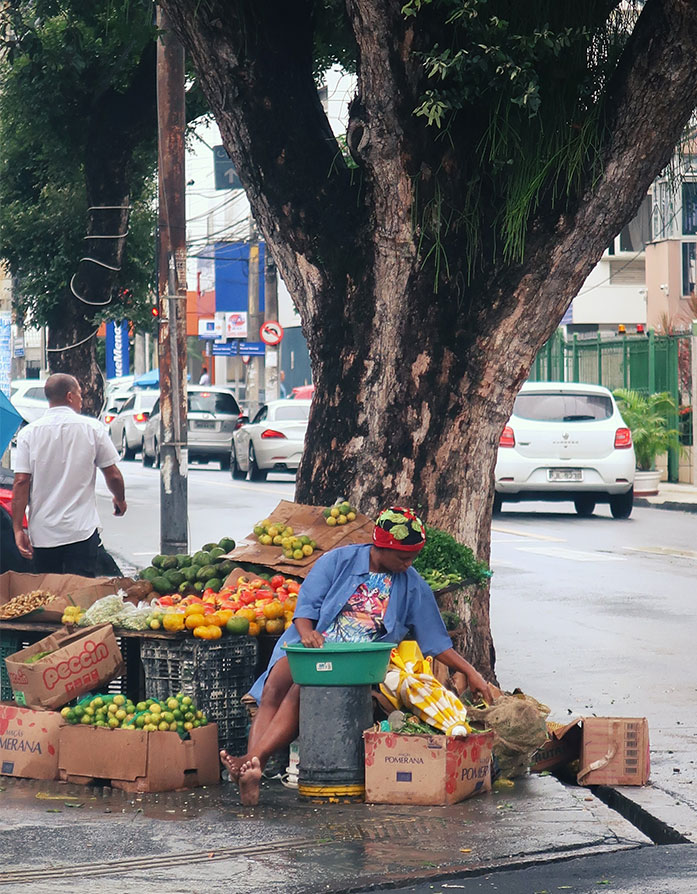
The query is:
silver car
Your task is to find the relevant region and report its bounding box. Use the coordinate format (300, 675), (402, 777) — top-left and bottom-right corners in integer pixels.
(231, 399), (311, 481)
(108, 390), (160, 460)
(142, 385), (243, 470)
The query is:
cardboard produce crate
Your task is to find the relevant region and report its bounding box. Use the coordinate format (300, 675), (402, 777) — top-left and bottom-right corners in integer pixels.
(364, 729), (494, 805)
(0, 572), (119, 623)
(0, 702), (64, 780)
(531, 716), (650, 786)
(4, 624), (124, 710)
(58, 723), (221, 792)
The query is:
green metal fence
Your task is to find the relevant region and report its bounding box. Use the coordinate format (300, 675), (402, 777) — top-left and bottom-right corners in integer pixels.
(530, 330), (693, 481)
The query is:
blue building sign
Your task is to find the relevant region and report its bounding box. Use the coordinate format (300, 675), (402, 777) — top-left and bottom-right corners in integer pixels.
(214, 242), (265, 315)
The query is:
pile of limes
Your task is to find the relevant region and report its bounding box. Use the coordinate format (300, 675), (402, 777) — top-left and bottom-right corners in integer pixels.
(60, 693), (208, 736)
(253, 519), (317, 560)
(322, 501), (357, 527)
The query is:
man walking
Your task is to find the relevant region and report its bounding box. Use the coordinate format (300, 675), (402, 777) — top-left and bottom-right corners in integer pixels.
(12, 374), (127, 577)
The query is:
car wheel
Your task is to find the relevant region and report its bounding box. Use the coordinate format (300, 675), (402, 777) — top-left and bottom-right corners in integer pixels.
(574, 496), (596, 518)
(493, 494), (503, 516)
(219, 454), (231, 472)
(120, 431), (135, 461)
(153, 439), (161, 469)
(610, 488), (634, 519)
(230, 446), (246, 480)
(142, 441), (153, 467)
(248, 443), (267, 482)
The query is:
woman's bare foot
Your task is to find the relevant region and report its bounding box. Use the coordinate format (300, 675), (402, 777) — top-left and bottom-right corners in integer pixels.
(220, 749), (246, 781)
(238, 756), (262, 806)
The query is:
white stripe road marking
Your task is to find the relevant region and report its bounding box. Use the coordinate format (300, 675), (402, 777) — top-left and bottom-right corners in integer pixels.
(515, 545), (625, 562)
(491, 525), (566, 543)
(626, 546), (697, 561)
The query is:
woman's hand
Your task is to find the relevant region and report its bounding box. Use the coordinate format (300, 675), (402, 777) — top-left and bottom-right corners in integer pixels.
(294, 617), (325, 649)
(300, 630), (325, 649)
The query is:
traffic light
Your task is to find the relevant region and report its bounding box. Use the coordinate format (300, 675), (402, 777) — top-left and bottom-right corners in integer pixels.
(151, 305), (160, 319)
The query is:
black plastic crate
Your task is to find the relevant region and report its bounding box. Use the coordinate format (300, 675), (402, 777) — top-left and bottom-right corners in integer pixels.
(140, 636), (258, 752)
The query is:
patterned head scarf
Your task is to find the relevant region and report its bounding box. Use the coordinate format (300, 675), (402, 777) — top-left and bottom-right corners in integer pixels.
(373, 507), (426, 552)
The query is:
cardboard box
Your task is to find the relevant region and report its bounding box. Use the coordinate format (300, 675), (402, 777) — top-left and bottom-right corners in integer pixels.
(364, 729), (494, 805)
(225, 499), (375, 579)
(0, 572), (119, 623)
(58, 723), (221, 792)
(531, 716), (650, 786)
(578, 717), (650, 786)
(0, 702), (64, 780)
(4, 624), (124, 710)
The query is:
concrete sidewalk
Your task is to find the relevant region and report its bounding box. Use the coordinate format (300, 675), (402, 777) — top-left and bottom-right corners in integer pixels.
(0, 773), (650, 893)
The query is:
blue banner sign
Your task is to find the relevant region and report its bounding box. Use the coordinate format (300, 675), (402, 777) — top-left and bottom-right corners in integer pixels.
(212, 340), (266, 357)
(106, 321), (130, 379)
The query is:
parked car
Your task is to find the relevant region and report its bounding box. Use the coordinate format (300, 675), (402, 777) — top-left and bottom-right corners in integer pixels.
(100, 387), (134, 427)
(494, 381), (636, 518)
(10, 379), (49, 424)
(142, 385), (244, 470)
(108, 390), (160, 460)
(231, 399), (311, 481)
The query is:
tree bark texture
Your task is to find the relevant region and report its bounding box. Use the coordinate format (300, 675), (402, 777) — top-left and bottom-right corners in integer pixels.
(49, 43), (156, 416)
(159, 0), (697, 677)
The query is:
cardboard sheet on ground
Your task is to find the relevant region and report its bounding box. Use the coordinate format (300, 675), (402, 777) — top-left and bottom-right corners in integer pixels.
(223, 500), (374, 578)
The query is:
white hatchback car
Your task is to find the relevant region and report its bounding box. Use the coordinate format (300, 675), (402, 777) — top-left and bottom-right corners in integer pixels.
(494, 382), (635, 518)
(10, 379), (49, 424)
(231, 399), (311, 481)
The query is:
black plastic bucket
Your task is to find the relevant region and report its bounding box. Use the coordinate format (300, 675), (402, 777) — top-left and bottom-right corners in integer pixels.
(298, 684), (373, 801)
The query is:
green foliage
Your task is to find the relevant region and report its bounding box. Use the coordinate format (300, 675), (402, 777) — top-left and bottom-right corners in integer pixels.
(402, 1), (637, 279)
(0, 0), (158, 330)
(613, 389), (682, 472)
(412, 525), (491, 585)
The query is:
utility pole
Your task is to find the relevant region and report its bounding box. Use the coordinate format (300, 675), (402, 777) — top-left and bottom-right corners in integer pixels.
(245, 221), (261, 411)
(264, 255), (280, 401)
(156, 8), (188, 556)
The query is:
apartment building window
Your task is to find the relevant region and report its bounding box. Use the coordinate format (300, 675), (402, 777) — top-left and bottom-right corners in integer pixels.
(652, 181), (676, 239)
(682, 182), (697, 235)
(682, 242), (696, 297)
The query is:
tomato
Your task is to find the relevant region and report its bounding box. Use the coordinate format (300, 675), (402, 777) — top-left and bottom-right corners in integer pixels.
(270, 575), (285, 590)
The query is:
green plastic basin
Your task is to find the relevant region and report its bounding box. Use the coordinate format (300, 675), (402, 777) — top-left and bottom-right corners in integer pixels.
(283, 641), (397, 686)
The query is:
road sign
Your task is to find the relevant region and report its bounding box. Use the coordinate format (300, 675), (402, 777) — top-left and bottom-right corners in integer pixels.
(212, 340), (266, 357)
(213, 145), (242, 190)
(198, 318), (223, 340)
(260, 320), (283, 346)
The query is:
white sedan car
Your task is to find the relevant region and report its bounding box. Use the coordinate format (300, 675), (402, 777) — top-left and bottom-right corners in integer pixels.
(231, 399), (311, 481)
(494, 382), (636, 518)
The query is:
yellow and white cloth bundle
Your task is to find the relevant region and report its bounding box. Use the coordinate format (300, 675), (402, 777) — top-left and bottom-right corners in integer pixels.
(380, 641), (472, 736)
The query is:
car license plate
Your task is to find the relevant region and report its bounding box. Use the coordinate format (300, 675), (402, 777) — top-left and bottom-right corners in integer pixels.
(192, 420), (217, 430)
(547, 468), (583, 482)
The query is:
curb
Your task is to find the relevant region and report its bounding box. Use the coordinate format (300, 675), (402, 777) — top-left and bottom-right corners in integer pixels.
(635, 498), (697, 513)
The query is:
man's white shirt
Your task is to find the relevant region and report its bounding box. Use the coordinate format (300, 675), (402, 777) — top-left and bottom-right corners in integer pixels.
(14, 406), (120, 547)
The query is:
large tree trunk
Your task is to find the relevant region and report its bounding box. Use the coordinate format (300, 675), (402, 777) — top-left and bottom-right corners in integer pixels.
(160, 0), (697, 677)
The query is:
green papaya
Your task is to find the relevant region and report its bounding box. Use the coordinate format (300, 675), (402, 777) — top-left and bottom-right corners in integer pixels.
(193, 581), (204, 592)
(164, 570), (185, 587)
(196, 564), (217, 582)
(208, 547), (225, 560)
(151, 554), (166, 568)
(216, 560), (234, 576)
(218, 537), (235, 552)
(178, 582), (190, 594)
(140, 567), (160, 582)
(161, 555), (178, 570)
(203, 578), (222, 592)
(152, 576), (173, 595)
(182, 566), (198, 582)
(192, 550), (211, 567)
(176, 554), (191, 568)
(202, 542), (219, 552)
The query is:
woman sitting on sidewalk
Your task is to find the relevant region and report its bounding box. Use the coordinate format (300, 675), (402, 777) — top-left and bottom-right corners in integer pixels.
(221, 506), (497, 806)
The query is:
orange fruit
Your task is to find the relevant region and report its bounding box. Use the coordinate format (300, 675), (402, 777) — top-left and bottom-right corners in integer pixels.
(193, 625), (212, 639)
(247, 621), (261, 637)
(185, 613), (206, 630)
(208, 625), (222, 640)
(265, 618), (284, 635)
